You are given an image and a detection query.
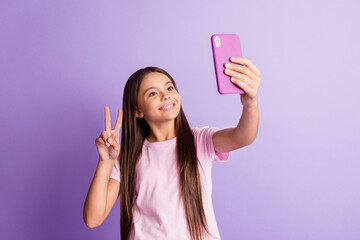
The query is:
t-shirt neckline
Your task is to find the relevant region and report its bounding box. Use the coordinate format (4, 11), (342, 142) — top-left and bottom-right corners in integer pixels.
(144, 137), (177, 147)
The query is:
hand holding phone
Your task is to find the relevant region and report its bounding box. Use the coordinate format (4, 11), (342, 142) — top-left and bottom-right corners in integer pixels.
(211, 34), (245, 94)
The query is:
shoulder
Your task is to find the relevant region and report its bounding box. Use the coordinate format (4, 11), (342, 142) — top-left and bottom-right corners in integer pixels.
(191, 126), (221, 139)
(191, 126), (230, 163)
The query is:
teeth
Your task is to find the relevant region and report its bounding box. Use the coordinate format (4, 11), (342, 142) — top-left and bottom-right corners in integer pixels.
(162, 104), (174, 110)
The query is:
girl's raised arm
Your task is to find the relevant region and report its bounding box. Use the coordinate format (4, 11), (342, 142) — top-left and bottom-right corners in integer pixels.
(212, 57), (261, 153)
(83, 107), (122, 228)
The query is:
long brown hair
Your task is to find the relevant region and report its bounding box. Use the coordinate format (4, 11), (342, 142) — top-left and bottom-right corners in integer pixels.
(119, 66), (214, 240)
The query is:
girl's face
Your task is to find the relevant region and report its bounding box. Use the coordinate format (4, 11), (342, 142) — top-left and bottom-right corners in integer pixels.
(136, 72), (181, 124)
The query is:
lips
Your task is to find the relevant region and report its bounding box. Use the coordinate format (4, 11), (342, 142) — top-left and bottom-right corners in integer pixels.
(159, 103), (176, 111)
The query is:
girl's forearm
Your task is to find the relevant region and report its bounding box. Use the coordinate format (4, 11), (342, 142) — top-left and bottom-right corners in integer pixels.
(234, 102), (259, 145)
(83, 158), (114, 228)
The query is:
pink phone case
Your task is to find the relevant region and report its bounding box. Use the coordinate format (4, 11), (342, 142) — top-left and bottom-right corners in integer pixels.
(211, 34), (245, 94)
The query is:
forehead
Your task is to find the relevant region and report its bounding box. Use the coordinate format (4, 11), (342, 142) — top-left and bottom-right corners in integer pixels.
(139, 72), (172, 91)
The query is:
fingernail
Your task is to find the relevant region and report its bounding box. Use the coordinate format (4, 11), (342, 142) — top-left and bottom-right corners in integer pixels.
(108, 138), (112, 143)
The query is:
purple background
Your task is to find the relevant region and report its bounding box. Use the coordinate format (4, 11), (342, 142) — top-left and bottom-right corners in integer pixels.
(1, 0), (359, 239)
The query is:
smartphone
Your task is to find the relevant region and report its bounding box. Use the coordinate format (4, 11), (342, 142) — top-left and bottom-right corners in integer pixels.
(211, 34), (245, 94)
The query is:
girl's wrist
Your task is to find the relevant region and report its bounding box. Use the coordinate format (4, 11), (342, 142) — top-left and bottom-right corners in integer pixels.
(243, 100), (258, 109)
(98, 157), (116, 169)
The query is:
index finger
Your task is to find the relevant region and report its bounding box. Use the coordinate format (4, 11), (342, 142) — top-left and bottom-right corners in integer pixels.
(230, 57), (261, 76)
(114, 109), (123, 132)
(104, 106), (111, 131)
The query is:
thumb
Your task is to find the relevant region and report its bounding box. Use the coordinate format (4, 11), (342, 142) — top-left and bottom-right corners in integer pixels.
(107, 137), (120, 152)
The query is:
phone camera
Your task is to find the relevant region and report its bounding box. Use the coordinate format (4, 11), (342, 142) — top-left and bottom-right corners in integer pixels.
(215, 36), (221, 47)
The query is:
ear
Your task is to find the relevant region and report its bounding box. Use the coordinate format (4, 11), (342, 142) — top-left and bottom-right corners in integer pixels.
(136, 107), (144, 118)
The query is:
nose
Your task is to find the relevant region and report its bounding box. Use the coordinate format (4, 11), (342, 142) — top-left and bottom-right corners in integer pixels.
(162, 95), (170, 101)
(162, 93), (171, 101)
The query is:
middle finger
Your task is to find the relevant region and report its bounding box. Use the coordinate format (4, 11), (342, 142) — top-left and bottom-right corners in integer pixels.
(114, 109), (123, 132)
(224, 68), (251, 84)
(225, 62), (256, 80)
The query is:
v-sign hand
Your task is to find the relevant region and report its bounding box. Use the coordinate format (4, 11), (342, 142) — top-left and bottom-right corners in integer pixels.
(95, 106), (123, 162)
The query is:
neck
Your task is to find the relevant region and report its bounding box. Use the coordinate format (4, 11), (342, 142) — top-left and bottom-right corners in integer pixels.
(146, 119), (176, 142)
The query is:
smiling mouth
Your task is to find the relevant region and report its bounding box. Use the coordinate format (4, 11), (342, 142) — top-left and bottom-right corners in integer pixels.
(159, 103), (176, 111)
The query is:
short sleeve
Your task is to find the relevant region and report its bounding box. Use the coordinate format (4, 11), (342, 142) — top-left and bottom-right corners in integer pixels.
(109, 157), (121, 182)
(191, 126), (230, 163)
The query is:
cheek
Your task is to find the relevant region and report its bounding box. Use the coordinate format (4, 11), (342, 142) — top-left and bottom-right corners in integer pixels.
(176, 93), (181, 103)
(172, 91), (180, 99)
(138, 98), (151, 114)
(145, 99), (158, 112)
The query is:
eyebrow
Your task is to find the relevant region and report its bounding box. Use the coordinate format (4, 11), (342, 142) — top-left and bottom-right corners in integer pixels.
(143, 81), (173, 96)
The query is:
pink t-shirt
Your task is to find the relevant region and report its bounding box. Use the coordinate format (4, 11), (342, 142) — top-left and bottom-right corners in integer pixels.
(110, 126), (230, 240)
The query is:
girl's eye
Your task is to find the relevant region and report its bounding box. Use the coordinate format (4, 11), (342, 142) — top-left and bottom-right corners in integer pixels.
(149, 92), (157, 97)
(168, 86), (174, 91)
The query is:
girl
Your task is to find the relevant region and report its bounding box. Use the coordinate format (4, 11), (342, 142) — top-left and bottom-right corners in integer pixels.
(83, 57), (261, 240)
